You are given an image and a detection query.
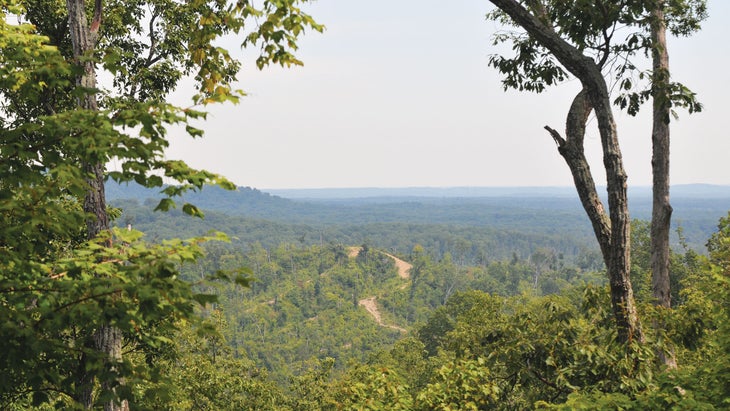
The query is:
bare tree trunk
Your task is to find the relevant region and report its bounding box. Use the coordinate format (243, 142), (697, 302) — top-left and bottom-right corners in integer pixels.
(489, 0), (643, 343)
(67, 0), (128, 409)
(650, 2), (673, 312)
(650, 1), (676, 368)
(593, 86), (642, 344)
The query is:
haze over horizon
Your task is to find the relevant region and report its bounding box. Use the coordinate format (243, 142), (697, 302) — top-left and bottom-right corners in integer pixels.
(260, 184), (729, 200)
(261, 182), (729, 191)
(161, 0), (730, 190)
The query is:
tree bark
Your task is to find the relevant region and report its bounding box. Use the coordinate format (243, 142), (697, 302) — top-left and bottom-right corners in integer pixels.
(489, 0), (643, 343)
(545, 89), (611, 263)
(650, 1), (676, 368)
(650, 2), (672, 311)
(67, 0), (128, 409)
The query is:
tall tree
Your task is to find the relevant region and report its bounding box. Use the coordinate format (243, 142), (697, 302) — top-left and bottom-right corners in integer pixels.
(65, 0), (124, 408)
(650, 0), (672, 312)
(646, 1), (706, 302)
(649, 0), (675, 370)
(0, 0), (321, 408)
(486, 0), (704, 345)
(487, 0), (643, 343)
(648, 0), (706, 368)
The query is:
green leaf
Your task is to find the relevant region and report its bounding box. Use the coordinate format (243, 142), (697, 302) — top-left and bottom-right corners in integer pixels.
(185, 125), (204, 138)
(154, 198), (176, 212)
(182, 203), (204, 218)
(192, 293), (218, 306)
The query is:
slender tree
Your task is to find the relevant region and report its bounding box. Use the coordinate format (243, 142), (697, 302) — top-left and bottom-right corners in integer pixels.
(649, 0), (672, 312)
(649, 0), (675, 370)
(648, 0), (706, 368)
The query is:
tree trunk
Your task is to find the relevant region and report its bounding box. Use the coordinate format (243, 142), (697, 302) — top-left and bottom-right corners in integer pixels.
(650, 1), (677, 368)
(591, 85), (642, 344)
(489, 0), (643, 343)
(650, 2), (673, 312)
(545, 89), (610, 263)
(67, 0), (128, 409)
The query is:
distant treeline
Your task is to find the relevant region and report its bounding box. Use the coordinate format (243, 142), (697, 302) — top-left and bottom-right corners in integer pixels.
(107, 182), (729, 256)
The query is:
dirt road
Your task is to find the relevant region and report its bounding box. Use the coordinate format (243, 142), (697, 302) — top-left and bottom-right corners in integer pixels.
(350, 248), (411, 333)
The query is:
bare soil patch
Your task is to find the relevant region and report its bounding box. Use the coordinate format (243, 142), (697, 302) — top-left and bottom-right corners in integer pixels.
(354, 250), (411, 333)
(358, 296), (406, 333)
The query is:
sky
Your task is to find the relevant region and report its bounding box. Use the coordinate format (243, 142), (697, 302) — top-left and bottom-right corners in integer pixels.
(164, 0), (730, 190)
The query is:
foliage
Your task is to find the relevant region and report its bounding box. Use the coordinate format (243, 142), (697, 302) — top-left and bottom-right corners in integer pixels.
(200, 242), (406, 385)
(543, 212), (730, 409)
(134, 313), (285, 410)
(330, 222), (730, 409)
(1, 0), (321, 407)
(4, 0), (727, 408)
(15, 204), (716, 409)
(108, 183), (728, 256)
(171, 235), (616, 388)
(334, 366), (414, 411)
(487, 0), (705, 118)
(415, 357), (500, 410)
(286, 358), (338, 410)
(0, 227), (230, 408)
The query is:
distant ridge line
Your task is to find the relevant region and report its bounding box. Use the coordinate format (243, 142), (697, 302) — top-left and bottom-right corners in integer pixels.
(265, 184), (730, 200)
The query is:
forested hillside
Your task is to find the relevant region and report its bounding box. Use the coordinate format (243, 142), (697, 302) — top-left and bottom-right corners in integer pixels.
(108, 205), (730, 410)
(102, 183), (729, 407)
(176, 239), (608, 386)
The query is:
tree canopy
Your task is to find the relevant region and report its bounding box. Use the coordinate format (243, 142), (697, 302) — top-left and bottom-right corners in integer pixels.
(0, 0), (321, 408)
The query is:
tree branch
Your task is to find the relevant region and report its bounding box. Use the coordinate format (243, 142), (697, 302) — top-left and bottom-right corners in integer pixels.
(546, 89), (612, 266)
(489, 0), (600, 87)
(544, 125), (565, 147)
(35, 289), (122, 328)
(146, 11), (159, 67)
(90, 0), (102, 34)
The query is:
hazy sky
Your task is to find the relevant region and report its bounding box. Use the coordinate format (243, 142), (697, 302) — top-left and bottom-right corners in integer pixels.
(165, 0), (730, 189)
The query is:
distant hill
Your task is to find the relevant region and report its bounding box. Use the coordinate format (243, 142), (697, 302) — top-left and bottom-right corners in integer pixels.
(106, 182), (312, 221)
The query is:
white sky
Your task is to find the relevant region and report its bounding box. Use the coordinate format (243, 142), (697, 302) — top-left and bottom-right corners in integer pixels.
(165, 0), (730, 190)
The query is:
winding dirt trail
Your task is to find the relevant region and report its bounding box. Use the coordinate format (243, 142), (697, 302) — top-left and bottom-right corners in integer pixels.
(359, 297), (407, 333)
(347, 247), (412, 279)
(349, 247), (411, 333)
(383, 252), (412, 280)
